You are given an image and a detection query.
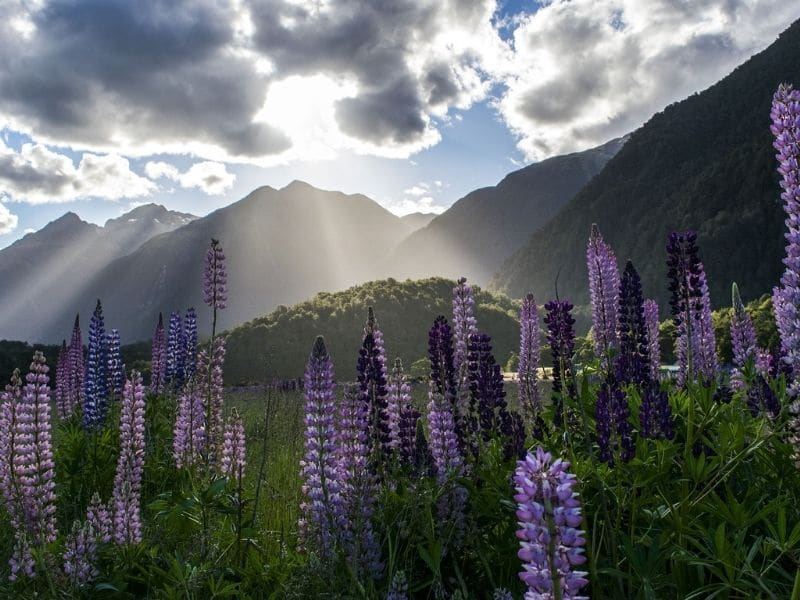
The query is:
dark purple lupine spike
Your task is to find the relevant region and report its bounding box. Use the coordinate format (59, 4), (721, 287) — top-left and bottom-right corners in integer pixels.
(150, 313), (166, 394)
(616, 260), (651, 387)
(518, 293), (541, 427)
(428, 315), (463, 450)
(514, 448), (588, 599)
(183, 308), (198, 382)
(595, 376), (634, 465)
(357, 308), (391, 468)
(67, 314), (85, 417)
(466, 332), (513, 456)
(746, 374), (781, 419)
(544, 300), (577, 427)
(106, 329), (124, 399)
(771, 84), (800, 391)
(639, 382), (674, 440)
(84, 299), (109, 429)
(165, 311), (187, 390)
(55, 340), (69, 419)
(643, 299), (661, 381)
(587, 223), (620, 365)
(298, 336), (343, 559)
(335, 384), (382, 579)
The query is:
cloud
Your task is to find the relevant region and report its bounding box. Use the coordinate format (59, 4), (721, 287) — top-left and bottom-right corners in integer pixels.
(0, 140), (154, 203)
(497, 0), (800, 159)
(0, 202), (17, 234)
(404, 183), (430, 197)
(146, 160), (236, 195)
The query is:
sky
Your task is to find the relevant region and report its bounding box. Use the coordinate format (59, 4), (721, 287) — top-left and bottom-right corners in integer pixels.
(0, 0), (797, 247)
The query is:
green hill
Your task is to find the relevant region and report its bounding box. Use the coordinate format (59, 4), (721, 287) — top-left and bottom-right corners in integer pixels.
(224, 277), (521, 383)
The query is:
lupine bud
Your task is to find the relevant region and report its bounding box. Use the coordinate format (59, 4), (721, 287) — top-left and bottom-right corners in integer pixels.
(640, 383), (674, 440)
(173, 381), (206, 469)
(428, 316), (462, 448)
(518, 293), (541, 427)
(63, 521), (99, 586)
(731, 283), (758, 389)
(587, 223), (619, 364)
(165, 311), (186, 389)
(106, 329), (124, 398)
(643, 299), (661, 381)
(386, 358), (412, 454)
(695, 269), (718, 382)
(55, 340), (70, 419)
(150, 313), (167, 394)
(513, 448), (588, 600)
(199, 336), (226, 466)
(86, 492), (112, 544)
(357, 308), (391, 467)
(596, 376), (634, 465)
(203, 238), (227, 310)
(746, 375), (780, 419)
(183, 308), (198, 381)
(84, 299), (109, 428)
(66, 315), (85, 415)
(111, 371), (146, 544)
(453, 278), (478, 432)
(387, 571), (409, 600)
(616, 261), (651, 387)
(221, 409), (246, 483)
(544, 300), (577, 427)
(771, 83), (800, 390)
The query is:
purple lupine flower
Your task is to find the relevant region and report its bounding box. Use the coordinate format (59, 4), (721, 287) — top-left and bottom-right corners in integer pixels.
(183, 307), (198, 382)
(695, 268), (718, 382)
(746, 374), (781, 419)
(640, 383), (674, 440)
(386, 358), (412, 453)
(587, 223), (620, 364)
(756, 349), (772, 376)
(55, 340), (70, 419)
(150, 313), (167, 394)
(453, 278), (478, 429)
(336, 384), (382, 578)
(643, 300), (661, 381)
(66, 315), (85, 416)
(427, 381), (467, 542)
(492, 589), (513, 600)
(514, 448), (588, 600)
(387, 571), (408, 600)
(771, 84), (800, 389)
(173, 380), (206, 469)
(106, 329), (124, 399)
(518, 293), (541, 426)
(63, 520), (99, 586)
(203, 238), (228, 311)
(616, 261), (651, 387)
(666, 231), (705, 386)
(428, 316), (462, 448)
(221, 409), (246, 483)
(111, 371), (146, 545)
(544, 300), (577, 427)
(165, 311), (186, 389)
(84, 299), (109, 428)
(86, 492), (112, 544)
(357, 308), (391, 467)
(731, 282), (758, 389)
(200, 336), (226, 466)
(595, 377), (634, 465)
(298, 336), (343, 558)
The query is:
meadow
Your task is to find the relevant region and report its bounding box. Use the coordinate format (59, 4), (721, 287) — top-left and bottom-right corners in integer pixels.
(2, 87), (800, 600)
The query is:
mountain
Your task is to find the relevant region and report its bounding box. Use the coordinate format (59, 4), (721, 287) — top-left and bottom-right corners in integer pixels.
(400, 212), (436, 231)
(62, 181), (415, 343)
(224, 277), (521, 383)
(389, 137), (625, 284)
(492, 19), (800, 314)
(0, 204), (196, 342)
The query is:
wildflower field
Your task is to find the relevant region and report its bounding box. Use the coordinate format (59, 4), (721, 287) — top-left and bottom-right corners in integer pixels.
(2, 87), (800, 600)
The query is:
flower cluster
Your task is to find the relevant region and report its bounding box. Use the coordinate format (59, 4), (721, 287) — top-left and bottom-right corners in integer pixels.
(221, 409), (246, 483)
(587, 223), (620, 363)
(150, 313), (167, 394)
(514, 448), (588, 600)
(107, 328), (124, 398)
(55, 340), (70, 419)
(203, 238), (228, 311)
(200, 336), (226, 466)
(616, 261), (651, 387)
(518, 293), (541, 426)
(731, 282), (758, 389)
(595, 377), (634, 465)
(166, 311), (186, 389)
(184, 307), (198, 381)
(544, 300), (577, 426)
(386, 358), (414, 458)
(640, 384), (674, 440)
(173, 381), (206, 469)
(357, 308), (390, 467)
(84, 299), (109, 428)
(643, 299), (661, 381)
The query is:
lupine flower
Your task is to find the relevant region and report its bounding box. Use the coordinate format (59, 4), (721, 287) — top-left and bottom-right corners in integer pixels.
(86, 492), (112, 544)
(336, 384), (382, 578)
(616, 261), (651, 387)
(746, 374), (780, 419)
(200, 336), (226, 466)
(513, 448), (588, 600)
(221, 409), (246, 483)
(173, 380), (206, 469)
(666, 231), (707, 386)
(150, 313), (167, 394)
(398, 401), (421, 466)
(695, 268), (718, 382)
(788, 400), (800, 468)
(587, 223), (620, 364)
(640, 383), (674, 440)
(112, 371), (146, 545)
(595, 376), (634, 465)
(427, 382), (467, 542)
(643, 299), (661, 381)
(386, 358), (412, 453)
(0, 354), (58, 578)
(453, 278), (478, 427)
(84, 299), (109, 428)
(731, 282), (758, 389)
(298, 336), (343, 558)
(165, 311), (186, 389)
(412, 419), (434, 477)
(203, 238), (227, 312)
(518, 293), (541, 426)
(756, 349), (772, 376)
(55, 340), (69, 419)
(713, 384), (734, 405)
(544, 300), (577, 426)
(63, 521), (99, 586)
(66, 315), (85, 416)
(106, 329), (124, 398)
(357, 308), (391, 467)
(387, 571), (409, 600)
(492, 589), (513, 600)
(771, 84), (800, 389)
(428, 316), (462, 447)
(183, 308), (198, 381)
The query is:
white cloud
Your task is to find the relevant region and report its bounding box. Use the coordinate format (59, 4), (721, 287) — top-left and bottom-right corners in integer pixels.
(23, 227), (35, 234)
(403, 183), (430, 197)
(145, 160), (236, 195)
(0, 202), (18, 234)
(0, 140), (154, 204)
(497, 0), (799, 159)
(384, 195), (446, 217)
